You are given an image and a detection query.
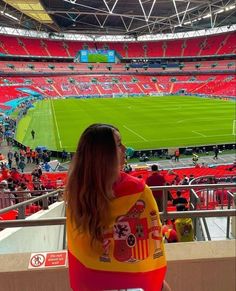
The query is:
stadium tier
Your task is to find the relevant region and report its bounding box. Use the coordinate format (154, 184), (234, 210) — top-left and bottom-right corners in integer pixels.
(0, 59), (234, 76)
(0, 74), (234, 101)
(0, 32), (235, 57)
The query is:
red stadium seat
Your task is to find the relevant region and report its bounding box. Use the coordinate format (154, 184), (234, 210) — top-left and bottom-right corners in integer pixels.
(0, 210), (18, 220)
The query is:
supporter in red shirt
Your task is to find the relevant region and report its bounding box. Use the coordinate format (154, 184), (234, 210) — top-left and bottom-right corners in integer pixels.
(146, 164), (166, 211)
(1, 165), (10, 180)
(10, 167), (21, 183)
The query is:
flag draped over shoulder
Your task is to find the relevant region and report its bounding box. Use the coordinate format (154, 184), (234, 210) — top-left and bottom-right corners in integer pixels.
(67, 172), (167, 291)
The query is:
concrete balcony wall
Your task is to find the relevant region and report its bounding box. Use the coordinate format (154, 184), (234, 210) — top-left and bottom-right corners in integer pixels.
(0, 240), (235, 291)
(165, 240), (236, 291)
(0, 202), (65, 254)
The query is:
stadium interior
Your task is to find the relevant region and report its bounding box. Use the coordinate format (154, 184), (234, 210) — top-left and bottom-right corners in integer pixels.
(0, 0), (235, 290)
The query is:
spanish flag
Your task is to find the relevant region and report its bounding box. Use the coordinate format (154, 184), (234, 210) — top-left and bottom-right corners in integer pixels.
(67, 172), (167, 291)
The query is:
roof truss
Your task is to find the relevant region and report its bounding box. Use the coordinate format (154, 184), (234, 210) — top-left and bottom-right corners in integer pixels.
(0, 0), (234, 37)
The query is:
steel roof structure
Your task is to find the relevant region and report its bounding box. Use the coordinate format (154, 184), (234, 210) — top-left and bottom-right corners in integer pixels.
(0, 0), (235, 39)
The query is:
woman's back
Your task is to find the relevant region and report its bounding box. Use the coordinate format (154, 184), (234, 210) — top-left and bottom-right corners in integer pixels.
(66, 124), (168, 291)
(67, 172), (166, 291)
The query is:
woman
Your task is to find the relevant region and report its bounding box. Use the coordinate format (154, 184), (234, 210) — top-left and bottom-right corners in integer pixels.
(66, 123), (169, 291)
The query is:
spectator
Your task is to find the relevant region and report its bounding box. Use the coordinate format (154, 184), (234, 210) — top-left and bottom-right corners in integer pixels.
(0, 180), (15, 209)
(146, 164), (166, 211)
(162, 224), (178, 243)
(213, 145), (219, 159)
(139, 152), (149, 162)
(1, 165), (10, 179)
(123, 161), (132, 173)
(173, 190), (188, 208)
(56, 177), (64, 188)
(14, 151), (20, 167)
(192, 153), (199, 165)
(180, 175), (189, 185)
(65, 123), (169, 291)
(174, 149), (180, 162)
(31, 166), (42, 179)
(31, 150), (36, 163)
(172, 174), (181, 185)
(174, 206), (194, 242)
(8, 156), (13, 169)
(18, 160), (26, 173)
(44, 162), (51, 172)
(16, 183), (31, 203)
(228, 160), (236, 171)
(201, 162), (207, 168)
(10, 167), (21, 183)
(6, 178), (16, 192)
(61, 149), (68, 162)
(44, 179), (56, 191)
(7, 150), (13, 161)
(26, 149), (32, 164)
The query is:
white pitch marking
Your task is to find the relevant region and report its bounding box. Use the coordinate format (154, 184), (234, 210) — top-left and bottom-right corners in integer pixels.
(50, 99), (62, 148)
(192, 131), (206, 137)
(123, 125), (148, 141)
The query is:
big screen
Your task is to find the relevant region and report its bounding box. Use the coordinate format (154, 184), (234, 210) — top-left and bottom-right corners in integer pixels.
(78, 49), (115, 63)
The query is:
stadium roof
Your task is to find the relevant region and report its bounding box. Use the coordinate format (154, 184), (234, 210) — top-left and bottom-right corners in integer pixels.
(0, 0), (235, 39)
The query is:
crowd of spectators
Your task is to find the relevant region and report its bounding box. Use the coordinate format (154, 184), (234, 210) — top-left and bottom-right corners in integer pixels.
(0, 163), (66, 210)
(0, 116), (16, 147)
(0, 146), (53, 172)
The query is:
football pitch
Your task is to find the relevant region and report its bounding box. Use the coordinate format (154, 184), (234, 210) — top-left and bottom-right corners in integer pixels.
(15, 96), (235, 152)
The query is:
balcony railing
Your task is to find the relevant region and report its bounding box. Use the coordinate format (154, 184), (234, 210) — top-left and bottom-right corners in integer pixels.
(0, 183), (235, 235)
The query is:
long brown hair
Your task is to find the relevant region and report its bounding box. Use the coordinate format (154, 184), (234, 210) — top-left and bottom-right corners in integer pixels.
(65, 123), (119, 244)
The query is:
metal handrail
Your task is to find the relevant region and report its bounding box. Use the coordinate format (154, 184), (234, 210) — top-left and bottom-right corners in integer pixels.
(0, 188), (64, 215)
(0, 209), (235, 229)
(0, 183), (235, 230)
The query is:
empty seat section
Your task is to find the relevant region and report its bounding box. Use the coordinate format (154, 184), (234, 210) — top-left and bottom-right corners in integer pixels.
(165, 40), (183, 57)
(21, 38), (48, 56)
(0, 35), (26, 55)
(217, 32), (236, 55)
(108, 43), (126, 57)
(45, 40), (69, 57)
(199, 34), (225, 56)
(127, 43), (144, 58)
(66, 41), (84, 57)
(184, 36), (205, 56)
(146, 41), (164, 57)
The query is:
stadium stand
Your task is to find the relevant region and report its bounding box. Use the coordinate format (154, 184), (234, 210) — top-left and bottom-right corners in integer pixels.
(0, 32), (235, 58)
(0, 73), (235, 102)
(0, 2), (235, 291)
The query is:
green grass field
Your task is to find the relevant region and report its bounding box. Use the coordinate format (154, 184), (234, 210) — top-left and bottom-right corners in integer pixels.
(88, 53), (108, 63)
(15, 96), (235, 152)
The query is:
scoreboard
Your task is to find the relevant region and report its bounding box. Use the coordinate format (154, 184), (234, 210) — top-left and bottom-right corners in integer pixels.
(76, 49), (115, 63)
